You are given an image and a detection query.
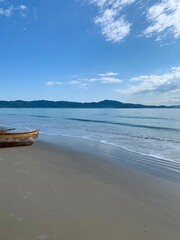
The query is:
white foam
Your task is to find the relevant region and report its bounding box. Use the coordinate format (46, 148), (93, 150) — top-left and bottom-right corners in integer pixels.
(100, 139), (175, 162)
(41, 131), (180, 166)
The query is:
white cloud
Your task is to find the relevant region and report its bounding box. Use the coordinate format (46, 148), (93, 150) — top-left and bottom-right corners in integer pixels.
(0, 5), (13, 17)
(90, 0), (136, 9)
(46, 79), (87, 88)
(89, 0), (136, 42)
(67, 80), (80, 84)
(46, 81), (63, 86)
(144, 0), (180, 40)
(88, 76), (122, 83)
(154, 96), (180, 105)
(90, 0), (107, 8)
(16, 5), (29, 17)
(0, 2), (29, 18)
(115, 66), (180, 94)
(85, 71), (122, 83)
(95, 11), (131, 43)
(99, 72), (119, 77)
(88, 77), (98, 82)
(100, 77), (122, 83)
(87, 0), (180, 43)
(79, 83), (88, 89)
(18, 5), (28, 11)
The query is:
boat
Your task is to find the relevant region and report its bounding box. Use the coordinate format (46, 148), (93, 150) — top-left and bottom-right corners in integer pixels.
(0, 129), (39, 147)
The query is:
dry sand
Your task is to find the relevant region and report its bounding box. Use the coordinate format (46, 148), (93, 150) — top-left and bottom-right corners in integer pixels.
(0, 141), (180, 240)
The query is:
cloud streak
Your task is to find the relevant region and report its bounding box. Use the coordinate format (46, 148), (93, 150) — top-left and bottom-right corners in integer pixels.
(115, 66), (180, 94)
(89, 0), (136, 42)
(67, 80), (81, 85)
(0, 1), (29, 18)
(46, 81), (63, 86)
(144, 0), (180, 40)
(98, 72), (119, 77)
(46, 72), (122, 88)
(0, 5), (13, 17)
(87, 0), (180, 43)
(89, 76), (122, 83)
(17, 4), (29, 17)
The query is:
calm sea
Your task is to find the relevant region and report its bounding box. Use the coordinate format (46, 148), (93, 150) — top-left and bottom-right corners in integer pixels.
(0, 108), (180, 166)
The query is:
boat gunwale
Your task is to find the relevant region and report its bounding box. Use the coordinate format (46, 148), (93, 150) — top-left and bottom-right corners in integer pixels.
(0, 130), (39, 139)
(0, 129), (39, 147)
(0, 129), (39, 136)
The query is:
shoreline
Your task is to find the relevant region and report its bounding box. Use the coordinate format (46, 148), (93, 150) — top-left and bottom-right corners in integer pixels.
(0, 141), (180, 239)
(40, 134), (180, 182)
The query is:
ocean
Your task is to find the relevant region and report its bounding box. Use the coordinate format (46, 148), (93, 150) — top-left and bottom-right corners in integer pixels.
(0, 108), (180, 172)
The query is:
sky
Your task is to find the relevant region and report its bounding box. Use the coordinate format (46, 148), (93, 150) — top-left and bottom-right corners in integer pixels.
(0, 0), (180, 105)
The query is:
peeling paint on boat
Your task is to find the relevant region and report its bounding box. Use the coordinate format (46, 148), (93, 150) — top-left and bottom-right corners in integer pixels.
(0, 130), (39, 147)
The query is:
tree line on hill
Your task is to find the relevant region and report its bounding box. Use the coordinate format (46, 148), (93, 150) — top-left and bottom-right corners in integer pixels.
(0, 100), (179, 108)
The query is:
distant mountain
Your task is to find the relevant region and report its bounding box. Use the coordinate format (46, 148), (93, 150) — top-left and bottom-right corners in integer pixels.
(172, 105), (180, 108)
(0, 100), (179, 108)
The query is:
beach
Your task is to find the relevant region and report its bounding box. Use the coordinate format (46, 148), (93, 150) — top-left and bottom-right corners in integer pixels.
(0, 141), (180, 240)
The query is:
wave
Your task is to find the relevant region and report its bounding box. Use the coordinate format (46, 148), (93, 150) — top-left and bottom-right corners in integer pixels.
(40, 131), (81, 138)
(67, 118), (180, 132)
(30, 115), (51, 118)
(113, 115), (175, 121)
(85, 128), (180, 143)
(99, 140), (180, 172)
(4, 113), (52, 119)
(39, 131), (180, 165)
(40, 129), (180, 144)
(130, 134), (180, 143)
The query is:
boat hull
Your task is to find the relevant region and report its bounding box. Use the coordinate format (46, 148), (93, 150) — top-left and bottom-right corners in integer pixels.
(0, 130), (39, 147)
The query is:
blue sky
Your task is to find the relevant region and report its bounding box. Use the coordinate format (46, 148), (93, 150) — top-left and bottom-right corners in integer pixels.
(0, 0), (180, 105)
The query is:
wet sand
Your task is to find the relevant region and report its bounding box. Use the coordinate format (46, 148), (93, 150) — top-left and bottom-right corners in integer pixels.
(0, 141), (180, 240)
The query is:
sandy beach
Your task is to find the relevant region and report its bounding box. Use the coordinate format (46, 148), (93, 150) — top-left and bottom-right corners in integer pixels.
(0, 141), (180, 240)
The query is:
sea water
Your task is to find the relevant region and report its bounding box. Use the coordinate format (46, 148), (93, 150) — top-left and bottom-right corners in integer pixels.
(0, 108), (179, 166)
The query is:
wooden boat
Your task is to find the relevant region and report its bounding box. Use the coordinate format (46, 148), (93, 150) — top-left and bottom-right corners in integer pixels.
(0, 129), (39, 147)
